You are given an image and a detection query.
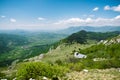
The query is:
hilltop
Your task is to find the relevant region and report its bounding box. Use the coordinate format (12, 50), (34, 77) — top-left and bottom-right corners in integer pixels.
(62, 30), (120, 44)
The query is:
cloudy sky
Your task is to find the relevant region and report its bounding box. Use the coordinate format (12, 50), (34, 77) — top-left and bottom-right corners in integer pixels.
(0, 0), (120, 30)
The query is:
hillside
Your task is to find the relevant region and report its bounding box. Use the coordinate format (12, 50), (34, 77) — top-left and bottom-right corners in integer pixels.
(80, 35), (120, 59)
(1, 31), (120, 79)
(9, 35), (120, 80)
(0, 33), (28, 53)
(62, 30), (120, 44)
(0, 32), (67, 67)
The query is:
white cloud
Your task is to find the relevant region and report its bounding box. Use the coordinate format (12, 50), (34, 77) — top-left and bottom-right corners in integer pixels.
(54, 18), (84, 26)
(1, 16), (120, 30)
(114, 15), (120, 19)
(38, 17), (45, 21)
(104, 5), (110, 10)
(54, 15), (120, 28)
(112, 5), (120, 12)
(104, 5), (120, 12)
(1, 16), (6, 18)
(10, 18), (16, 22)
(93, 7), (99, 11)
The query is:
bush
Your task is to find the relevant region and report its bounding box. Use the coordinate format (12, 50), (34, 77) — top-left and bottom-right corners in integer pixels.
(0, 72), (5, 79)
(55, 59), (63, 65)
(67, 63), (84, 71)
(80, 58), (120, 69)
(16, 62), (69, 79)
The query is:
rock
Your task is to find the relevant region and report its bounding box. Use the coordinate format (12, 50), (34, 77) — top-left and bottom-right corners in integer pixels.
(83, 69), (89, 72)
(117, 38), (120, 43)
(13, 77), (16, 80)
(42, 76), (48, 80)
(118, 68), (120, 72)
(1, 79), (7, 80)
(93, 58), (97, 61)
(29, 78), (35, 80)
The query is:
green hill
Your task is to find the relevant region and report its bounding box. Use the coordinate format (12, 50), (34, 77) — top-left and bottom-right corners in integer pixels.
(80, 35), (120, 59)
(62, 30), (120, 44)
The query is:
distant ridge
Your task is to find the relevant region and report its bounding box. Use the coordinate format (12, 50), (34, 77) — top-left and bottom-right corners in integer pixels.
(61, 30), (120, 44)
(59, 26), (120, 34)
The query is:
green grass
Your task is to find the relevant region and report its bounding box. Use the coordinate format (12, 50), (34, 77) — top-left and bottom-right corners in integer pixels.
(42, 43), (93, 63)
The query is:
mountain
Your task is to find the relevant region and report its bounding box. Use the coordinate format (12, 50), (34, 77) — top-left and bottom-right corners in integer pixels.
(62, 30), (120, 44)
(59, 26), (120, 34)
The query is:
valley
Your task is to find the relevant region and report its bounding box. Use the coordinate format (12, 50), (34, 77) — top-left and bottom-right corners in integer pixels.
(0, 29), (120, 80)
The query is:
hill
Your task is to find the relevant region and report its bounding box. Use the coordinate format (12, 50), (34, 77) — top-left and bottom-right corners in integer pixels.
(62, 30), (120, 44)
(59, 26), (120, 34)
(0, 32), (67, 67)
(80, 35), (120, 59)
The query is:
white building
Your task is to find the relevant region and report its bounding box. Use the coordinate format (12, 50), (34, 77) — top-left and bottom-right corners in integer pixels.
(74, 52), (87, 58)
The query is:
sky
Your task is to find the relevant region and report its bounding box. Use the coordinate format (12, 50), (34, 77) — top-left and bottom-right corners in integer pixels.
(0, 0), (120, 30)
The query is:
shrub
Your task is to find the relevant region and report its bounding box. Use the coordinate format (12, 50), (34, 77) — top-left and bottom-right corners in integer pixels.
(67, 63), (84, 71)
(16, 62), (69, 79)
(0, 72), (5, 79)
(55, 59), (63, 65)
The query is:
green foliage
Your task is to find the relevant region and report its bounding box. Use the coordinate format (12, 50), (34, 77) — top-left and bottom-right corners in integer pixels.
(78, 43), (120, 69)
(66, 63), (84, 71)
(80, 59), (120, 69)
(0, 44), (52, 67)
(81, 43), (120, 59)
(62, 30), (120, 44)
(16, 62), (69, 79)
(0, 33), (28, 54)
(87, 31), (120, 41)
(55, 59), (63, 65)
(0, 72), (5, 79)
(0, 32), (66, 67)
(63, 30), (87, 44)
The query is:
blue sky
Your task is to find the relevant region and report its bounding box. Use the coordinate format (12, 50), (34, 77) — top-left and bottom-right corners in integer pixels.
(0, 0), (120, 30)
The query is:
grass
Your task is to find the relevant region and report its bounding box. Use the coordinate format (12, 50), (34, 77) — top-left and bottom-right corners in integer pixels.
(42, 43), (93, 63)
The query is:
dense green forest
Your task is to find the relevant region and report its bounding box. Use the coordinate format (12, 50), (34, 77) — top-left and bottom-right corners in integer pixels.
(63, 30), (120, 44)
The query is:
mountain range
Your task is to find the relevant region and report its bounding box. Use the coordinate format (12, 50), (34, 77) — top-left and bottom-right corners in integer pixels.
(58, 26), (120, 34)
